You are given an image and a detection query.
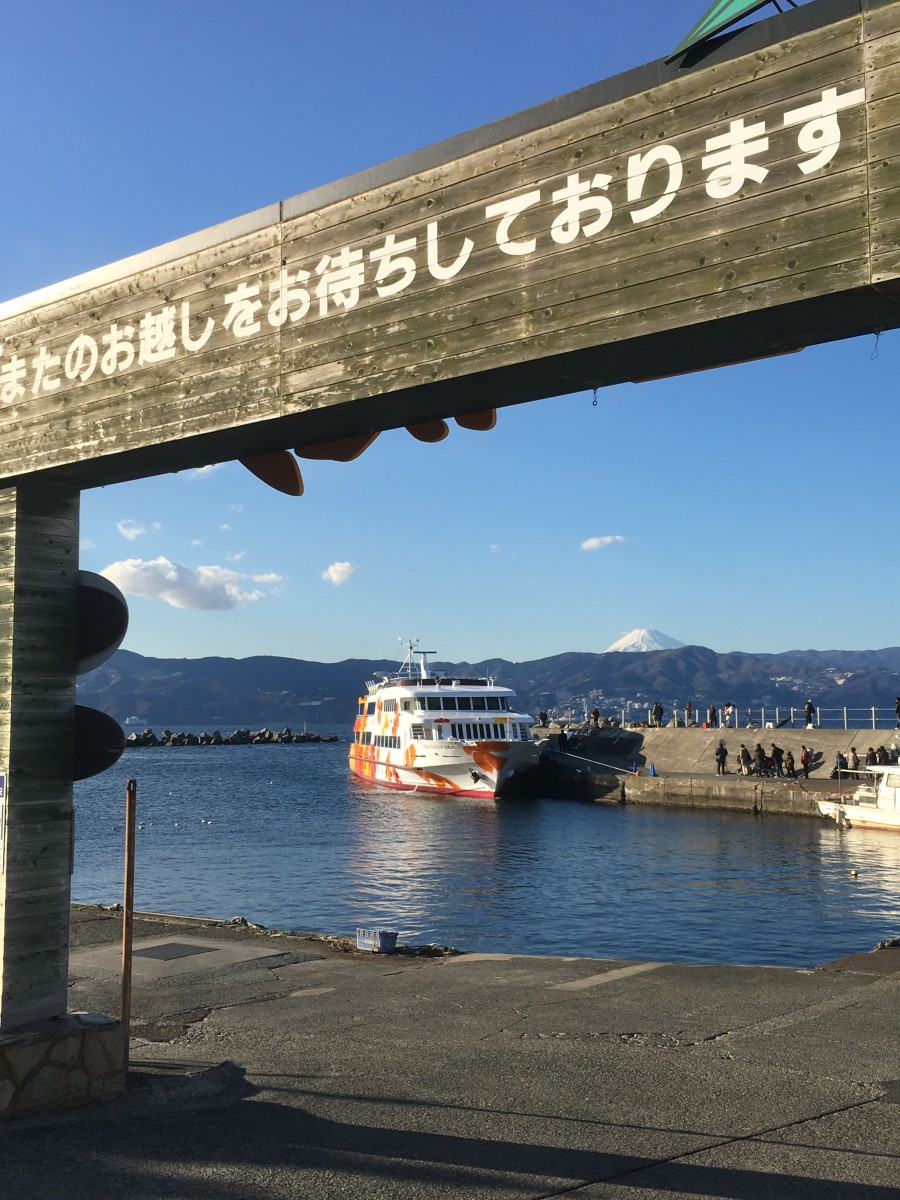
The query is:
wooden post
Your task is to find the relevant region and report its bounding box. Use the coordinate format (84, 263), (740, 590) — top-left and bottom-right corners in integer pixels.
(0, 481), (79, 1029)
(121, 779), (136, 1063)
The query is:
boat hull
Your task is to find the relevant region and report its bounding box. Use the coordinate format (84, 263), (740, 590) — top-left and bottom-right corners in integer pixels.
(817, 800), (900, 831)
(349, 740), (540, 799)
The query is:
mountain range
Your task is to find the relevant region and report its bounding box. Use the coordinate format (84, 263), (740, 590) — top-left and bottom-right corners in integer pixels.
(77, 644), (900, 727)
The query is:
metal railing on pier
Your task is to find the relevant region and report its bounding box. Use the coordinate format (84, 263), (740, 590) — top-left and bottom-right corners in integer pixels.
(634, 705), (900, 731)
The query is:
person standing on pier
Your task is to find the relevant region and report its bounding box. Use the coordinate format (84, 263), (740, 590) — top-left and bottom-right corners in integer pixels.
(739, 744), (752, 775)
(800, 745), (812, 779)
(804, 700), (815, 727)
(784, 749), (796, 778)
(847, 746), (860, 779)
(707, 704), (718, 728)
(770, 743), (785, 776)
(714, 741), (728, 775)
(685, 701), (693, 725)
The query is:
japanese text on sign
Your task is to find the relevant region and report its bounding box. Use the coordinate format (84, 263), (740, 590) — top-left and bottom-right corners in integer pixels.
(0, 85), (864, 404)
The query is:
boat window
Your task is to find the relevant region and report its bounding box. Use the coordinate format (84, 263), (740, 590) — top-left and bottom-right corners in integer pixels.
(361, 732), (372, 745)
(383, 699), (396, 712)
(442, 697), (458, 710)
(412, 725), (425, 740)
(358, 700), (365, 715)
(415, 698), (425, 711)
(486, 697), (500, 711)
(426, 697), (442, 711)
(501, 698), (510, 711)
(366, 701), (376, 715)
(401, 701), (412, 712)
(471, 697), (486, 711)
(456, 696), (472, 710)
(493, 723), (503, 738)
(520, 725), (530, 741)
(465, 723), (473, 739)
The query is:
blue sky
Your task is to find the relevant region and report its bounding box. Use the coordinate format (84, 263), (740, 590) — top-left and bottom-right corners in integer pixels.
(3, 0), (896, 664)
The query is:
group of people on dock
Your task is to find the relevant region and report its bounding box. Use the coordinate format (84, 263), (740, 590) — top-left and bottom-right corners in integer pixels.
(715, 739), (899, 780)
(714, 740), (807, 779)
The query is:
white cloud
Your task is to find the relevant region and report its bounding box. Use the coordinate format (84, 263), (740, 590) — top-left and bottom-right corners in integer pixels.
(101, 556), (279, 610)
(80, 537), (96, 551)
(117, 519), (161, 541)
(227, 503), (244, 513)
(581, 535), (626, 552)
(252, 572), (283, 584)
(117, 519), (146, 541)
(489, 544), (501, 554)
(321, 561), (358, 586)
(225, 550), (245, 562)
(182, 464), (224, 479)
(192, 538), (203, 547)
(218, 523), (231, 532)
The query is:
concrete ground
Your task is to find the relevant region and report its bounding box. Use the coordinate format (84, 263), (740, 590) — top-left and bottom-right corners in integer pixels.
(2, 904), (898, 1199)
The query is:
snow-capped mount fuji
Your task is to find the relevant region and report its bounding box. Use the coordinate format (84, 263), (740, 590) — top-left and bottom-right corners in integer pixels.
(604, 628), (685, 653)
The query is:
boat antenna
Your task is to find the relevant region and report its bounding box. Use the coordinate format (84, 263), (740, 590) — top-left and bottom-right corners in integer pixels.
(398, 638), (435, 679)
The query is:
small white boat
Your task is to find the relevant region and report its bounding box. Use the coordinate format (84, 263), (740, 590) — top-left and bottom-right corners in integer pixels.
(818, 765), (900, 831)
(349, 642), (541, 798)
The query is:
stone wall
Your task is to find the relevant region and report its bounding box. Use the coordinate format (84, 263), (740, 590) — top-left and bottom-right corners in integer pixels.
(0, 1013), (125, 1117)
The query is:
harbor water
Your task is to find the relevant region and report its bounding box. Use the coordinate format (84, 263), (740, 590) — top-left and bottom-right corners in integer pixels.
(73, 726), (900, 967)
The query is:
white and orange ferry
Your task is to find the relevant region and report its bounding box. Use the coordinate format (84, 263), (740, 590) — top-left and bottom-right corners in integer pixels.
(349, 642), (542, 798)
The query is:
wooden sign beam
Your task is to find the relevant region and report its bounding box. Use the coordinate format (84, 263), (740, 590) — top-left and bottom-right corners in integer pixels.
(0, 0), (897, 491)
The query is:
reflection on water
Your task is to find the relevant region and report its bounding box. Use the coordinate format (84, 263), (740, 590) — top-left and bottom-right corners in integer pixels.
(72, 729), (900, 966)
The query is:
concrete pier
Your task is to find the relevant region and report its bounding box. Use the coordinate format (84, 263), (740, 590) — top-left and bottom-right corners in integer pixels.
(541, 726), (892, 817)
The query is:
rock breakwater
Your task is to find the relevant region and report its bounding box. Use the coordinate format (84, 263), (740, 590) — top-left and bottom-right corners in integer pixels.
(125, 726), (340, 747)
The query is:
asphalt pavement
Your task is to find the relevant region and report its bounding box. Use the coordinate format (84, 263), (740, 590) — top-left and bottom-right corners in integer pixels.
(1, 904), (898, 1199)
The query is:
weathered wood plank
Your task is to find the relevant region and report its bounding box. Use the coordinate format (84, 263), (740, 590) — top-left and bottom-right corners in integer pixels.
(865, 0), (900, 41)
(0, 481), (79, 1028)
(275, 191), (870, 379)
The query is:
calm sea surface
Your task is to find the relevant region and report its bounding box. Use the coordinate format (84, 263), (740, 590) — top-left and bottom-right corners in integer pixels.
(72, 725), (900, 967)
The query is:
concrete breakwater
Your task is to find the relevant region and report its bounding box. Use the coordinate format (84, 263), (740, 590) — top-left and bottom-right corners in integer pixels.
(125, 726), (340, 747)
(538, 724), (894, 818)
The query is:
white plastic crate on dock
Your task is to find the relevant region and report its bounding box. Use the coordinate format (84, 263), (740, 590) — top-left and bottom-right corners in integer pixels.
(356, 928), (398, 953)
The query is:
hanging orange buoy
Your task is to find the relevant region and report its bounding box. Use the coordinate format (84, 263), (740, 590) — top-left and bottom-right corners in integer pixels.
(455, 409), (496, 431)
(294, 431), (380, 461)
(239, 451), (304, 496)
(406, 419), (449, 442)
